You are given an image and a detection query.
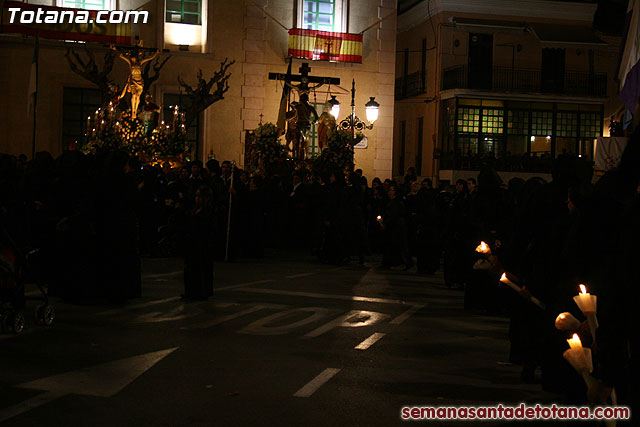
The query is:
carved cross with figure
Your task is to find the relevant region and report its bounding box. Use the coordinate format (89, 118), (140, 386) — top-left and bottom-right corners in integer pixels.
(268, 62), (340, 160)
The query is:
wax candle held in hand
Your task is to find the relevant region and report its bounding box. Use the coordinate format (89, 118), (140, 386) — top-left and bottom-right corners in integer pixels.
(573, 284), (598, 341)
(499, 273), (546, 310)
(475, 241), (491, 254)
(563, 333), (597, 391)
(555, 312), (581, 331)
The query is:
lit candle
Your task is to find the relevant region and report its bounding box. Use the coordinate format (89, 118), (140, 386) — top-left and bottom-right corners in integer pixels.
(567, 333), (583, 350)
(573, 284), (598, 341)
(555, 312), (581, 331)
(574, 284), (597, 313)
(376, 215), (382, 222)
(563, 333), (596, 390)
(475, 241), (491, 254)
(499, 273), (546, 309)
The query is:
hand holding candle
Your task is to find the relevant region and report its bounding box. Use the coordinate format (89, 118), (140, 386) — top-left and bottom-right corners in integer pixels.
(473, 259), (492, 270)
(475, 241), (498, 267)
(563, 333), (597, 390)
(499, 273), (545, 310)
(555, 312), (581, 331)
(475, 241), (491, 254)
(573, 284), (598, 341)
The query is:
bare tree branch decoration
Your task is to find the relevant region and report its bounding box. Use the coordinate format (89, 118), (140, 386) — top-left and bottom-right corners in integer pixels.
(65, 46), (116, 103)
(142, 54), (171, 102)
(177, 58), (235, 129)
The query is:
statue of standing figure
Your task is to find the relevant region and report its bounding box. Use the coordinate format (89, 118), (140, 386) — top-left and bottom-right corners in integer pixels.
(111, 44), (160, 119)
(285, 93), (318, 160)
(316, 101), (337, 151)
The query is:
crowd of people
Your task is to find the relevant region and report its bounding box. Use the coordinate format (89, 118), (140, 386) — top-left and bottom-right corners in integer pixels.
(0, 130), (638, 413)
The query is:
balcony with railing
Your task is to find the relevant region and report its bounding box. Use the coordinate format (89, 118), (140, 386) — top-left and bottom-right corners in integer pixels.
(395, 71), (426, 100)
(441, 66), (607, 97)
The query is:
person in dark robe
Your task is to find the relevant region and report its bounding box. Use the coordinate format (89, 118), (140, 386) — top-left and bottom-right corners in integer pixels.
(444, 179), (469, 289)
(95, 151), (141, 303)
(415, 178), (440, 274)
(243, 176), (267, 258)
(380, 183), (412, 269)
(345, 172), (367, 264)
(404, 181), (421, 257)
(320, 171), (348, 264)
(368, 178), (387, 253)
(183, 185), (215, 300)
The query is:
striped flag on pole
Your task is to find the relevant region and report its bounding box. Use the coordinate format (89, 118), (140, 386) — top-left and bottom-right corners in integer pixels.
(27, 33), (39, 114)
(288, 29), (363, 63)
(276, 57), (292, 134)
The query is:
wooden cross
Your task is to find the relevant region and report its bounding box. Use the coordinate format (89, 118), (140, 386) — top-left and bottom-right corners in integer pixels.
(268, 62), (340, 96)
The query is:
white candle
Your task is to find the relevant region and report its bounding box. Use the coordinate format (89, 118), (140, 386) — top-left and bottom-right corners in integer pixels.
(573, 284), (598, 341)
(567, 333), (582, 350)
(573, 284), (597, 314)
(555, 312), (581, 331)
(499, 273), (546, 310)
(563, 333), (593, 375)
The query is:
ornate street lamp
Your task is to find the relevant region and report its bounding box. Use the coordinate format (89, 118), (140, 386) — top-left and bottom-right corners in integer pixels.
(333, 79), (380, 144)
(328, 95), (340, 120)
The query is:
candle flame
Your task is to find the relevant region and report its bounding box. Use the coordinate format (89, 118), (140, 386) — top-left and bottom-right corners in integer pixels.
(567, 333), (582, 350)
(500, 273), (507, 282)
(475, 241), (490, 253)
(579, 284), (587, 294)
(376, 216), (382, 220)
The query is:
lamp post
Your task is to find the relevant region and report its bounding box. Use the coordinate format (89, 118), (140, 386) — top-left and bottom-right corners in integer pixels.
(331, 79), (380, 145)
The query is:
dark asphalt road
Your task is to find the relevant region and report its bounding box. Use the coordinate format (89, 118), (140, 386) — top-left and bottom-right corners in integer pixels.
(0, 250), (561, 426)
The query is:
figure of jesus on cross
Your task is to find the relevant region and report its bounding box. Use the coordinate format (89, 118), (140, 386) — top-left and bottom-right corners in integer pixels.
(111, 43), (161, 119)
(269, 62), (340, 160)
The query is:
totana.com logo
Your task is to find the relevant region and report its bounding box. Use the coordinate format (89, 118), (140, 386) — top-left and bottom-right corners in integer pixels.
(7, 7), (148, 24)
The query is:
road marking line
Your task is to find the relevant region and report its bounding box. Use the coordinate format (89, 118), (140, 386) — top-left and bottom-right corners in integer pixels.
(181, 303), (288, 330)
(142, 271), (183, 279)
(237, 287), (408, 305)
(293, 368), (341, 397)
(97, 296), (181, 315)
(286, 272), (315, 279)
(216, 279), (274, 291)
(0, 390), (66, 423)
(355, 332), (386, 350)
(390, 304), (425, 325)
(317, 266), (344, 272)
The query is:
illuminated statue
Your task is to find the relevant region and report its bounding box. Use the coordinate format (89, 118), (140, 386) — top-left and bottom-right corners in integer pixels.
(141, 94), (160, 136)
(316, 101), (336, 151)
(111, 44), (160, 119)
(285, 94), (318, 160)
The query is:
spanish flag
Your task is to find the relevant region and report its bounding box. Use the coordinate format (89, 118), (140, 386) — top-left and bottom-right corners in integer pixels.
(288, 29), (362, 63)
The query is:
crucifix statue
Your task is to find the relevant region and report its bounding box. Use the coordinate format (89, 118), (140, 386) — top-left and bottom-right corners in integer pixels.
(269, 62), (340, 160)
(111, 43), (161, 119)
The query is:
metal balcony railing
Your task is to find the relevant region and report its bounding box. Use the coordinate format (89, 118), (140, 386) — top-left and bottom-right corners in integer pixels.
(395, 71), (426, 100)
(441, 66), (607, 97)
